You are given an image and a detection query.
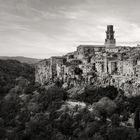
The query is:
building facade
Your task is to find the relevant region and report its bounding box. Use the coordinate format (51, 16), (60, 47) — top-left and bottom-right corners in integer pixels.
(35, 25), (140, 85)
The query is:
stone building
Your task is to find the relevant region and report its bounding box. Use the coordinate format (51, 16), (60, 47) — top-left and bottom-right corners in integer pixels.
(35, 25), (140, 85)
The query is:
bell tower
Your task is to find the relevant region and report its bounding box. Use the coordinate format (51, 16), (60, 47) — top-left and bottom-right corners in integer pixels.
(105, 25), (116, 48)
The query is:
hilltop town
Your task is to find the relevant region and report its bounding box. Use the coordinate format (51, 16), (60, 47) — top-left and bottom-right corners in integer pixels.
(35, 25), (140, 97)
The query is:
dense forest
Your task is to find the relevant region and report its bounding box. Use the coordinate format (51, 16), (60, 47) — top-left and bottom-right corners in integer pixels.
(0, 60), (140, 140)
(0, 60), (35, 97)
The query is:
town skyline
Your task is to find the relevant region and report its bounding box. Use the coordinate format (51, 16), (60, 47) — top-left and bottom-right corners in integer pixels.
(0, 0), (140, 58)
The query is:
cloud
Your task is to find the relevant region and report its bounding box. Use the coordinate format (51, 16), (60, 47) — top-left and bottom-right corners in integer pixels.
(0, 0), (140, 58)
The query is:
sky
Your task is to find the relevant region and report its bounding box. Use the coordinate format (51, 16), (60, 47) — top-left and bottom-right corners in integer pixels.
(0, 0), (140, 58)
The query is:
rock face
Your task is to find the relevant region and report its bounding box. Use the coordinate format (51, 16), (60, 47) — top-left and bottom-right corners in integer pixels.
(35, 25), (140, 94)
(35, 59), (51, 85)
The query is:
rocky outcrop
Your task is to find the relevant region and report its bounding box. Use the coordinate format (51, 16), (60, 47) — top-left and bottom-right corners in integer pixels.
(35, 59), (51, 85)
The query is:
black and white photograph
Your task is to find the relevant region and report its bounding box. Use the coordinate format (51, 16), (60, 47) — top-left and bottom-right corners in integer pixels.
(0, 0), (140, 139)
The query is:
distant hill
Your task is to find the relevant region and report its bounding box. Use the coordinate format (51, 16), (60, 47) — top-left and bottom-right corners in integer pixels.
(0, 56), (41, 64)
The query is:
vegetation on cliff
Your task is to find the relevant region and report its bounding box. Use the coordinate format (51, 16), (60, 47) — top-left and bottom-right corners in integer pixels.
(1, 60), (140, 139)
(0, 78), (140, 140)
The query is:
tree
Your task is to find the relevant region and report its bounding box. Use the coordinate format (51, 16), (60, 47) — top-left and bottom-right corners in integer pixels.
(95, 97), (117, 117)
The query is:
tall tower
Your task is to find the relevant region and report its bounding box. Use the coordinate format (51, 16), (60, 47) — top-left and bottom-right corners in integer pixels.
(105, 25), (116, 48)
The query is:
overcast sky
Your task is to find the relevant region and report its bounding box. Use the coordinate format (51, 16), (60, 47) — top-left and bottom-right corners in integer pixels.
(0, 0), (140, 58)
